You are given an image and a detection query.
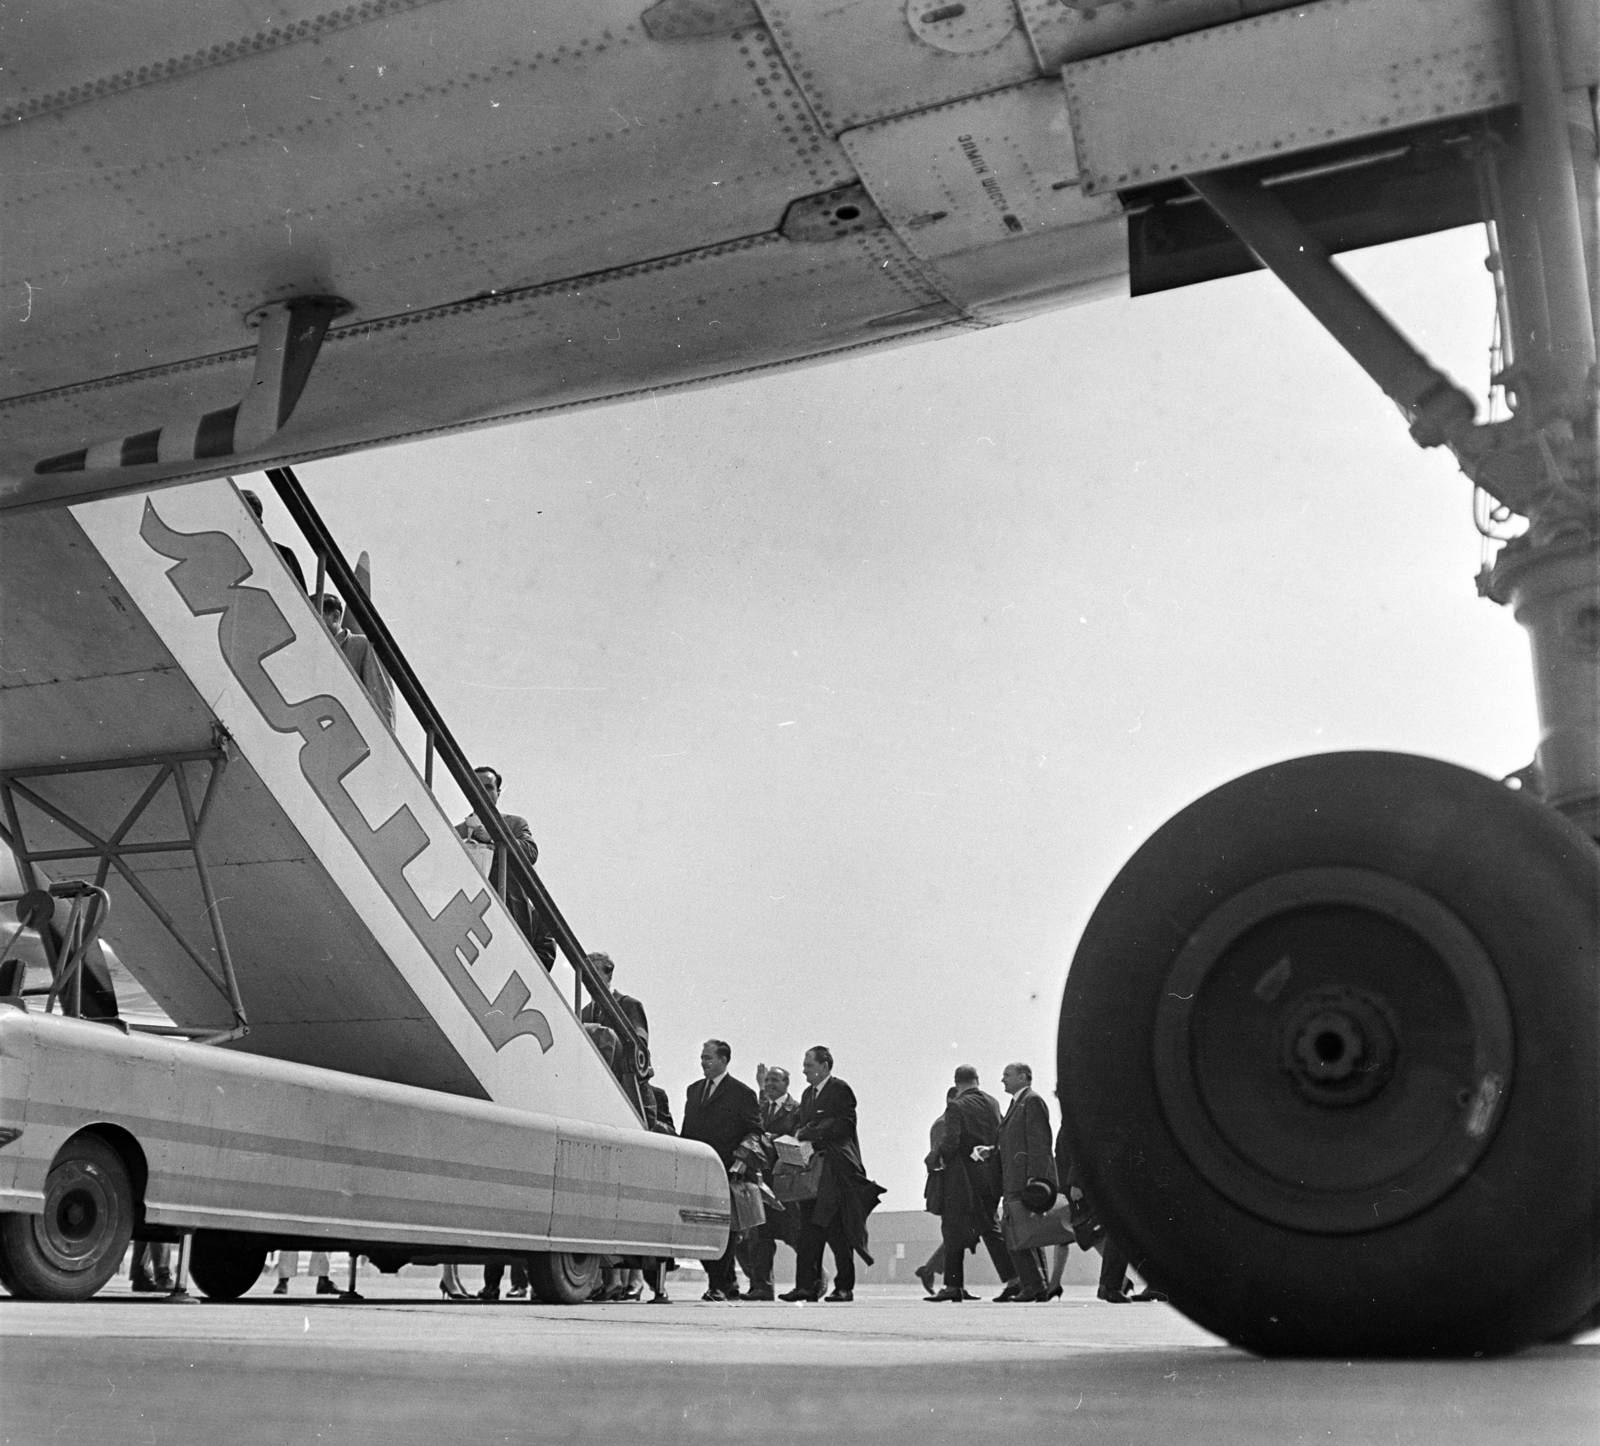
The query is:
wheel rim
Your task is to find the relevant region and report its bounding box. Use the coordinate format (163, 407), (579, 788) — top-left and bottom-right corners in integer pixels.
(1153, 867), (1515, 1234)
(557, 1253), (598, 1292)
(33, 1159), (123, 1273)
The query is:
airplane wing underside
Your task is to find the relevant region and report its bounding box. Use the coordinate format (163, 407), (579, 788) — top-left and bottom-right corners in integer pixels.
(3, 0), (1593, 509)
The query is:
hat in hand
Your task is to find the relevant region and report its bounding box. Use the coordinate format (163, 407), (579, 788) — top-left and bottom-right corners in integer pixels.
(1020, 1178), (1059, 1214)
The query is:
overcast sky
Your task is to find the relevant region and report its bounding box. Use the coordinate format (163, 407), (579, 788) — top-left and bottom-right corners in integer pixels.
(251, 224), (1533, 1209)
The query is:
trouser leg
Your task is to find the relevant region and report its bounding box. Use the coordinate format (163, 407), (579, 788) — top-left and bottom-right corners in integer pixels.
(1099, 1236), (1129, 1294)
(309, 1251), (330, 1277)
(921, 1241), (946, 1278)
(277, 1251), (298, 1279)
(825, 1216), (855, 1293)
(743, 1229), (776, 1292)
(1013, 1246), (1046, 1294)
(940, 1219), (966, 1292)
(794, 1206), (826, 1294)
(978, 1219), (1013, 1282)
(482, 1261), (505, 1295)
(707, 1235), (740, 1295)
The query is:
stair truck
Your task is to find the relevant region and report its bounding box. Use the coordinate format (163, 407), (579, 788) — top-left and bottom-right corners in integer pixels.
(0, 474), (728, 1300)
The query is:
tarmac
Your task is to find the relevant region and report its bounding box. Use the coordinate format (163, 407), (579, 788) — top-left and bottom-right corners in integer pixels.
(2, 1272), (1595, 1445)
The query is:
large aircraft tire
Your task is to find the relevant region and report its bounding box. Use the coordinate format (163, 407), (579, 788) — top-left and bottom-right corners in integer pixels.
(0, 1134), (135, 1301)
(1058, 751), (1600, 1357)
(188, 1231), (271, 1300)
(528, 1251), (601, 1304)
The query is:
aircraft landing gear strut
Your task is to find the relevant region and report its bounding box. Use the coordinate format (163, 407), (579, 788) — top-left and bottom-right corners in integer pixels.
(1060, 0), (1598, 1355)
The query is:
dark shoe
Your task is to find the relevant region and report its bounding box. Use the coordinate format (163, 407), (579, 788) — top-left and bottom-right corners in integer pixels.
(1131, 1287), (1168, 1302)
(1008, 1289), (1047, 1303)
(778, 1287), (819, 1302)
(649, 1292), (672, 1304)
(1044, 1285), (1064, 1301)
(1097, 1287), (1131, 1303)
(507, 1286), (529, 1299)
(742, 1287), (775, 1301)
(272, 1279), (288, 1295)
(701, 1288), (728, 1301)
(315, 1276), (338, 1295)
(914, 1266), (937, 1296)
(130, 1276), (160, 1293)
(993, 1280), (1021, 1302)
(927, 1286), (966, 1303)
(823, 1289), (853, 1302)
(476, 1288), (500, 1302)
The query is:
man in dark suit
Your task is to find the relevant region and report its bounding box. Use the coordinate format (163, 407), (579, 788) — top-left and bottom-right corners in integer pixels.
(736, 1064), (803, 1299)
(780, 1046), (884, 1303)
(996, 1061), (1059, 1302)
(929, 1066), (1014, 1302)
(681, 1039), (761, 1301)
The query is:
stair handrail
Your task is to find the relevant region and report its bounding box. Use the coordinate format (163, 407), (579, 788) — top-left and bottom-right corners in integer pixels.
(264, 467), (652, 1093)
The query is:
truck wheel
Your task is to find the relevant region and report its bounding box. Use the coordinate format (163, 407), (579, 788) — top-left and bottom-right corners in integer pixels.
(188, 1231), (270, 1300)
(0, 1134), (135, 1301)
(1058, 752), (1600, 1356)
(528, 1251), (600, 1304)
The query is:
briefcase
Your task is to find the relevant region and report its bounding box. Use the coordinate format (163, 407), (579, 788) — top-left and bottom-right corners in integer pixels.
(729, 1179), (766, 1233)
(772, 1153), (825, 1203)
(1003, 1196), (1075, 1252)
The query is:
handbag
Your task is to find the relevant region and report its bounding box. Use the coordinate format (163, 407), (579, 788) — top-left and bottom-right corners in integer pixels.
(772, 1153), (825, 1203)
(1003, 1195), (1075, 1252)
(729, 1178), (766, 1233)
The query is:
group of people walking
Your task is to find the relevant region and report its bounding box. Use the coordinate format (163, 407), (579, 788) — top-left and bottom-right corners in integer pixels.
(919, 1063), (1163, 1304)
(680, 1042), (883, 1302)
(452, 764), (1152, 1306)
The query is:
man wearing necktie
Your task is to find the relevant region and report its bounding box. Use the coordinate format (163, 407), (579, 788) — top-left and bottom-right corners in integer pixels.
(736, 1064), (803, 1299)
(780, 1046), (884, 1302)
(995, 1061), (1059, 1302)
(681, 1039), (762, 1301)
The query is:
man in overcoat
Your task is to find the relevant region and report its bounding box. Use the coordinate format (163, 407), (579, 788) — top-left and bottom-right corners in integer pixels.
(736, 1064), (803, 1299)
(780, 1046), (884, 1302)
(929, 1066), (1014, 1302)
(1055, 1083), (1165, 1304)
(681, 1039), (761, 1300)
(996, 1061), (1058, 1301)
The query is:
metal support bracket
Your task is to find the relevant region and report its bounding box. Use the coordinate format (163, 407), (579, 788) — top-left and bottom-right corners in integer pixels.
(35, 295), (350, 477)
(0, 748), (249, 1043)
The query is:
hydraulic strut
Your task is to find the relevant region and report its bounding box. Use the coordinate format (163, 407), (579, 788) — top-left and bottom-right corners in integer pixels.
(1191, 0), (1599, 837)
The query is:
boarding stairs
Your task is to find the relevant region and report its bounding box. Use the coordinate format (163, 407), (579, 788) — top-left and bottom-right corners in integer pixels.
(0, 471), (652, 1129)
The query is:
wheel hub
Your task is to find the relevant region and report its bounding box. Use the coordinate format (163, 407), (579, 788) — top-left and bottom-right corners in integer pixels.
(1282, 985), (1398, 1106)
(1153, 867), (1514, 1234)
(34, 1160), (118, 1272)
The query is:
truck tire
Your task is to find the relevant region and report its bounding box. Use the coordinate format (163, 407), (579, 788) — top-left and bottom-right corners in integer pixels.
(0, 1134), (135, 1301)
(528, 1251), (600, 1304)
(188, 1231), (271, 1300)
